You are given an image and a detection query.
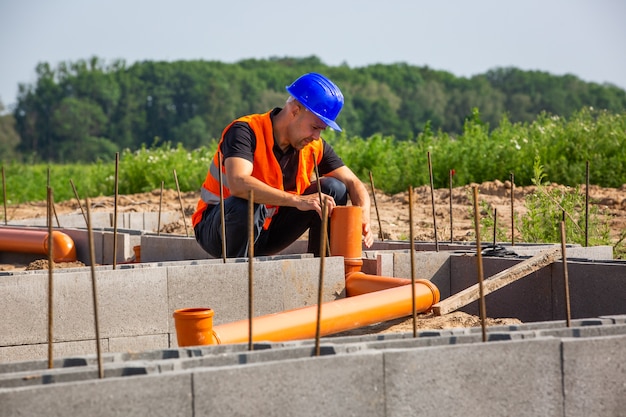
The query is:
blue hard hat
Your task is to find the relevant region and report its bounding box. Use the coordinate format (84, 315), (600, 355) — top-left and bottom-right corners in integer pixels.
(286, 73), (344, 131)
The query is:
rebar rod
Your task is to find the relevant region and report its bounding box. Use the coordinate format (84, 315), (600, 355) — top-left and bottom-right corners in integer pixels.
(219, 152), (227, 261)
(173, 169), (189, 237)
(449, 169), (453, 243)
(315, 202), (329, 356)
(585, 160), (589, 247)
(369, 171), (384, 241)
(86, 197), (104, 378)
(113, 153), (119, 269)
(47, 187), (54, 369)
(427, 152), (439, 252)
(47, 168), (60, 227)
(248, 190), (254, 351)
(69, 179), (87, 226)
(510, 173), (515, 246)
(560, 221), (572, 327)
(2, 166), (7, 225)
(157, 181), (164, 236)
(312, 153), (331, 256)
(409, 186), (417, 338)
(472, 186), (487, 342)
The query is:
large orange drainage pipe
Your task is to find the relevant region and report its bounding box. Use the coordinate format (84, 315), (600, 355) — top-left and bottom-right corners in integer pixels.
(208, 280), (440, 344)
(0, 227), (77, 262)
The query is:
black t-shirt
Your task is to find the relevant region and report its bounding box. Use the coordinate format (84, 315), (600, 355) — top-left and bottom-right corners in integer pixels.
(220, 108), (345, 192)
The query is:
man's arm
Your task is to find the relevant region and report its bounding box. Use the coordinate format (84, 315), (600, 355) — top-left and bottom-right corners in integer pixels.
(325, 165), (374, 248)
(225, 156), (335, 218)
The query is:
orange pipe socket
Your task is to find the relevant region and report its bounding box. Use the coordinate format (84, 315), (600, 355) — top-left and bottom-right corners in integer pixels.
(173, 308), (218, 346)
(330, 206), (363, 273)
(0, 227), (77, 262)
(209, 280), (440, 345)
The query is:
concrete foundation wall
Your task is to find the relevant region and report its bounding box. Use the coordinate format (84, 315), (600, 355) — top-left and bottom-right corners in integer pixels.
(0, 256), (346, 363)
(1, 320), (624, 417)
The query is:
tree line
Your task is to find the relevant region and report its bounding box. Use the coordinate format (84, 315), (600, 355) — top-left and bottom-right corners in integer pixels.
(2, 55), (625, 163)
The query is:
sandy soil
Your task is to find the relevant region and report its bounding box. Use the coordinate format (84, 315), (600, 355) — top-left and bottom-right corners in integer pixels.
(2, 181), (623, 333)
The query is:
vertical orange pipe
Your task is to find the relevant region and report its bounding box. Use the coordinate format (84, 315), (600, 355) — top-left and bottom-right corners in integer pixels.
(330, 206), (363, 274)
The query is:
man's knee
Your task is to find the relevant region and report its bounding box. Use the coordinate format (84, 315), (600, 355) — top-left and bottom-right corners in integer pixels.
(320, 177), (348, 206)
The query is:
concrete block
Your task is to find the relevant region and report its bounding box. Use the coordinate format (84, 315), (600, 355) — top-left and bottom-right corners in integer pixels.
(166, 257), (345, 334)
(451, 255), (554, 322)
(383, 338), (563, 417)
(102, 231), (133, 263)
(536, 324), (626, 338)
(393, 251), (452, 297)
(362, 252), (394, 276)
(0, 339), (109, 364)
(552, 261), (626, 320)
(140, 234), (211, 262)
(108, 334), (169, 355)
(192, 351), (385, 417)
(144, 211), (181, 233)
(0, 372), (193, 417)
(0, 267), (169, 348)
(562, 334), (626, 417)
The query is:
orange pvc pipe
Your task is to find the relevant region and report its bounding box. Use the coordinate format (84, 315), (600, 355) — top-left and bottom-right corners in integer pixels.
(330, 205), (363, 260)
(0, 227), (77, 262)
(211, 279), (440, 344)
(346, 271), (418, 297)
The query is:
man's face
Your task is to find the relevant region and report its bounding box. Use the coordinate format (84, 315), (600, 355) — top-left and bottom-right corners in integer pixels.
(289, 105), (327, 150)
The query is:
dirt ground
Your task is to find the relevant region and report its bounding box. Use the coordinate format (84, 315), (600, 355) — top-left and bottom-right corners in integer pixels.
(2, 180), (624, 333)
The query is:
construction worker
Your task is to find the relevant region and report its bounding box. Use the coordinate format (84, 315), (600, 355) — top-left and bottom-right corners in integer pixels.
(192, 72), (373, 258)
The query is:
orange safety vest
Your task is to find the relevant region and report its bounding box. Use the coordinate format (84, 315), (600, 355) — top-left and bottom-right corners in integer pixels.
(191, 110), (324, 229)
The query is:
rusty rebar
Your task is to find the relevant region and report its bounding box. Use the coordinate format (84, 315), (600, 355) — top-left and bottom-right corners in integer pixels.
(369, 171), (384, 241)
(449, 169), (453, 243)
(69, 179), (87, 226)
(510, 172), (515, 246)
(312, 153), (331, 256)
(472, 186), (487, 342)
(47, 187), (54, 369)
(560, 221), (572, 327)
(157, 181), (164, 236)
(2, 166), (7, 225)
(409, 185), (417, 338)
(427, 152), (439, 251)
(85, 197), (104, 378)
(585, 160), (589, 247)
(47, 168), (60, 227)
(315, 202), (329, 356)
(219, 152), (227, 261)
(248, 189), (254, 351)
(173, 169), (189, 237)
(113, 153), (119, 269)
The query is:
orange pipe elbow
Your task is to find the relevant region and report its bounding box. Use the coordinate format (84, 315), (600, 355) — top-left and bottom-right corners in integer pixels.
(346, 271), (414, 297)
(0, 227), (77, 262)
(211, 280), (440, 345)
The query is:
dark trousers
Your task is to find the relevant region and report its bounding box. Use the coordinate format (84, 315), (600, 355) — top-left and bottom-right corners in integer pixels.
(194, 177), (348, 258)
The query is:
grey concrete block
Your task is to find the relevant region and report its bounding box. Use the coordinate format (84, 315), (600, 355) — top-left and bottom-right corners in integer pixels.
(552, 261), (626, 320)
(192, 351), (385, 417)
(108, 334), (169, 355)
(0, 339), (109, 364)
(536, 324), (626, 338)
(102, 230), (133, 263)
(0, 267), (169, 348)
(392, 251), (451, 297)
(562, 334), (626, 417)
(384, 338), (563, 417)
(140, 234), (210, 262)
(0, 372), (193, 417)
(451, 255), (554, 322)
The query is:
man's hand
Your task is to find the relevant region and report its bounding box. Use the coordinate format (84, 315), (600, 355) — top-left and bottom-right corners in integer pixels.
(362, 221), (374, 248)
(295, 193), (336, 218)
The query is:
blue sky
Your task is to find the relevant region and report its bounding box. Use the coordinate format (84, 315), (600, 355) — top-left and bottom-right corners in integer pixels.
(1, 0), (625, 112)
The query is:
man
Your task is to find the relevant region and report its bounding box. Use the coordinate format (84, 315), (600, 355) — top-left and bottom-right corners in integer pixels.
(192, 72), (373, 258)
